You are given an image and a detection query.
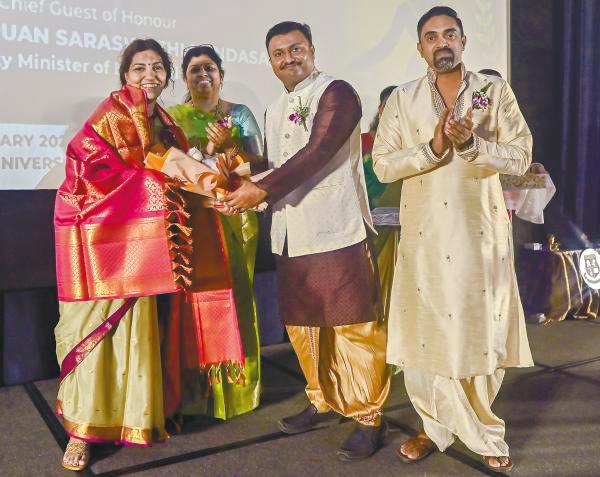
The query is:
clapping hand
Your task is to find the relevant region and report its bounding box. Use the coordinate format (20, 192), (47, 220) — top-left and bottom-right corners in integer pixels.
(206, 119), (234, 155)
(431, 108), (451, 157)
(445, 107), (474, 150)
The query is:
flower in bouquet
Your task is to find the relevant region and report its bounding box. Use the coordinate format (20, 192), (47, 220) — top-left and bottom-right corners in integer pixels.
(289, 97), (310, 132)
(217, 115), (233, 129)
(167, 104), (241, 143)
(472, 82), (492, 111)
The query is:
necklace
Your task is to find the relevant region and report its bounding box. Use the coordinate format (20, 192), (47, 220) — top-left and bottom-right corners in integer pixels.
(188, 97), (226, 119)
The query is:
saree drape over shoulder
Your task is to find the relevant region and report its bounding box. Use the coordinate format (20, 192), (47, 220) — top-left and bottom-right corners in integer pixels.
(55, 85), (191, 302)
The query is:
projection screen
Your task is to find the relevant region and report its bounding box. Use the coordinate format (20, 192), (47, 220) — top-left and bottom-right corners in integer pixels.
(0, 0), (509, 189)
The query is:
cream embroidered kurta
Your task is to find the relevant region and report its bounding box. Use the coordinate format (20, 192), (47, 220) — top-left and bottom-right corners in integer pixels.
(373, 67), (534, 379)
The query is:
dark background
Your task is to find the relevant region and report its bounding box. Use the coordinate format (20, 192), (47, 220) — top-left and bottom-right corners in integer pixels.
(511, 0), (599, 239)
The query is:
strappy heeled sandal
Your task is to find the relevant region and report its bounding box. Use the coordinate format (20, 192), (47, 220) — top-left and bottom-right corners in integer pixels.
(62, 438), (90, 471)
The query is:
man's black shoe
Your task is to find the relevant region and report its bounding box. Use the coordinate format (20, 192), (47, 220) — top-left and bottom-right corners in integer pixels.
(336, 420), (388, 461)
(278, 404), (334, 434)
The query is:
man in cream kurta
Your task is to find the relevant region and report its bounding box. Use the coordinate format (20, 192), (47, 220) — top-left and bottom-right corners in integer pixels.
(223, 21), (390, 462)
(372, 6), (533, 472)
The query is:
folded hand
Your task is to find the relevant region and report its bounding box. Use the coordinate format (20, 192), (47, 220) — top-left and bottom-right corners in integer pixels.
(445, 107), (474, 149)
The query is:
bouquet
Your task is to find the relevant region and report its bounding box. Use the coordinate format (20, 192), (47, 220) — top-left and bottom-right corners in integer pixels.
(145, 147), (267, 211)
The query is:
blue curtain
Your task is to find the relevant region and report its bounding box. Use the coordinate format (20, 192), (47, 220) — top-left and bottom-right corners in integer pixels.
(557, 0), (600, 238)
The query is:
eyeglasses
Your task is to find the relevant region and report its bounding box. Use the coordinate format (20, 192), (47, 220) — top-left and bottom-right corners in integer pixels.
(182, 44), (216, 56)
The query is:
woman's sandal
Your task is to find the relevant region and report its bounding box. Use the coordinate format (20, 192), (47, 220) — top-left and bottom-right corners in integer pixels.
(62, 438), (91, 471)
(483, 455), (514, 473)
(396, 435), (436, 463)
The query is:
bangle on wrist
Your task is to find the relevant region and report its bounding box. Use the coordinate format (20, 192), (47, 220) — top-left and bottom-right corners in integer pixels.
(225, 144), (240, 160)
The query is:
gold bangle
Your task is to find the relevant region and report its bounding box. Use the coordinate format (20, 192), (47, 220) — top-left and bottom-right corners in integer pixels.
(225, 145), (239, 160)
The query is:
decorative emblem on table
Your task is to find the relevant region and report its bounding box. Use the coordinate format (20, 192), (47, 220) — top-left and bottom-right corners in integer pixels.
(548, 235), (561, 251)
(579, 249), (600, 290)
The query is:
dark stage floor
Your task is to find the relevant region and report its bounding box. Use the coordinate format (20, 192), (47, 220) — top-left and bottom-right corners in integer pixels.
(2, 320), (600, 477)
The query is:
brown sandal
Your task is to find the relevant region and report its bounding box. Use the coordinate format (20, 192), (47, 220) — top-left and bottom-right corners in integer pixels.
(396, 434), (436, 463)
(62, 438), (91, 471)
(483, 455), (514, 473)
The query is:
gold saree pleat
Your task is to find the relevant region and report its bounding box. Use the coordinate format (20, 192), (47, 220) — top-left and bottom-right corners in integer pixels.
(55, 296), (166, 446)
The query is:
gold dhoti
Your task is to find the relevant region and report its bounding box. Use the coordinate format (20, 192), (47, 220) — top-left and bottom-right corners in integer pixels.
(286, 320), (390, 426)
(55, 297), (166, 446)
(404, 367), (508, 456)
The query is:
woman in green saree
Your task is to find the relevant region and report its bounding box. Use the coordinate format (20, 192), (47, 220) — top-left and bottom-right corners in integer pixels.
(163, 45), (262, 421)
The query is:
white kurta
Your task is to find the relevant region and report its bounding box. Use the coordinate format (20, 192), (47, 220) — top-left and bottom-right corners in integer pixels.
(373, 68), (534, 379)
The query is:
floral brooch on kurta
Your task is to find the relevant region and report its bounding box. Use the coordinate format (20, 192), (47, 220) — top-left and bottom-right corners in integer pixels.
(472, 82), (492, 111)
(289, 97), (310, 132)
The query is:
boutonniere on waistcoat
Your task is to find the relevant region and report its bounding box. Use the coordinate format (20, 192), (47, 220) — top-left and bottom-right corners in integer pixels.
(288, 97), (310, 132)
(472, 82), (492, 111)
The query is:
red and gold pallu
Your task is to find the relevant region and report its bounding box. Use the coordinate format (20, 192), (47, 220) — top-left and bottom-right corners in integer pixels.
(54, 85), (244, 445)
(144, 145), (256, 416)
(54, 85), (192, 303)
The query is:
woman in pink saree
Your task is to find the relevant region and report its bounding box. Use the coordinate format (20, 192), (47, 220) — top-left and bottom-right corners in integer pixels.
(54, 39), (243, 471)
(54, 38), (187, 471)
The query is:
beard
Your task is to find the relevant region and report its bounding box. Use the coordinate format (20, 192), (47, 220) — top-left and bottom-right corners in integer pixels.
(434, 49), (455, 71)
